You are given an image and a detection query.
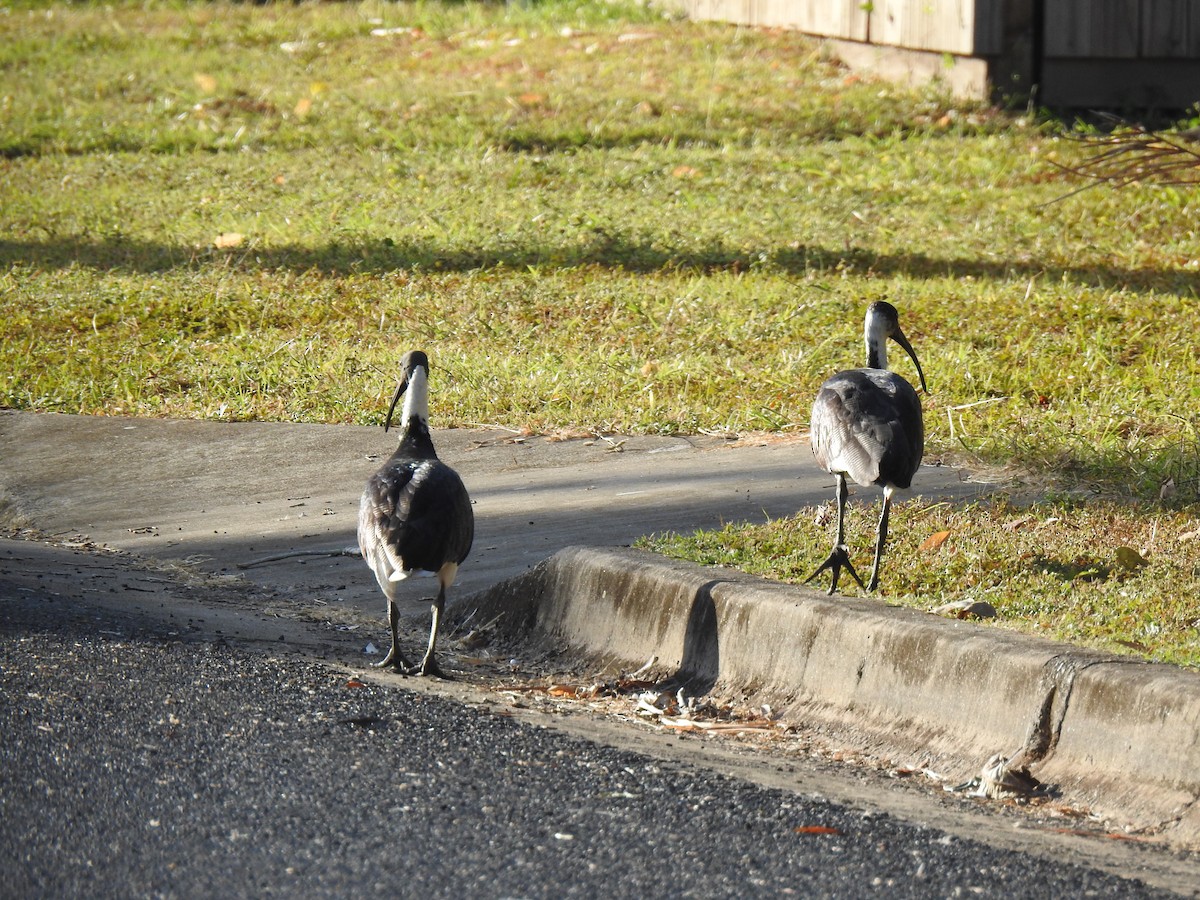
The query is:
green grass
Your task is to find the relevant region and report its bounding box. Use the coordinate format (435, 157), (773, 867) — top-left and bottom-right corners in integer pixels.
(4, 0), (1200, 665)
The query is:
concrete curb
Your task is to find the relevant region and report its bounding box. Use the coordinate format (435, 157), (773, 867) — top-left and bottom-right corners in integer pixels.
(454, 545), (1200, 850)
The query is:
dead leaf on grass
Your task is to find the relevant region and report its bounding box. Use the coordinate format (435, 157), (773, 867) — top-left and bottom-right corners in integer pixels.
(919, 530), (951, 552)
(213, 232), (245, 249)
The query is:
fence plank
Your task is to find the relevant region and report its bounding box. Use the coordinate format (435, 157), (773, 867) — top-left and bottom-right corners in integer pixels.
(871, 0), (977, 55)
(1141, 0), (1200, 57)
(1044, 0), (1139, 58)
(791, 0), (869, 38)
(679, 0), (869, 40)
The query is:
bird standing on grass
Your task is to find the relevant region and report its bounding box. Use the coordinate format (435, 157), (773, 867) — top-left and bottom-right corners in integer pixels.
(805, 301), (927, 595)
(358, 350), (474, 677)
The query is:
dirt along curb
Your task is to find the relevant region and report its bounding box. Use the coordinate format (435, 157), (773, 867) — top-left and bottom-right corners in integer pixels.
(454, 545), (1200, 851)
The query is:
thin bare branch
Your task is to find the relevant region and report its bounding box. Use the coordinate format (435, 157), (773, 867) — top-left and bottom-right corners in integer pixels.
(1051, 115), (1200, 196)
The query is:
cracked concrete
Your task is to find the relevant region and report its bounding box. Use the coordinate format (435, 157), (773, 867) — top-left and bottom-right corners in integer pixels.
(1018, 654), (1111, 766)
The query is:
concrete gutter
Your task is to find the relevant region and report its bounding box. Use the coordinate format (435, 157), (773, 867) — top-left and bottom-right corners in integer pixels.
(455, 545), (1200, 851)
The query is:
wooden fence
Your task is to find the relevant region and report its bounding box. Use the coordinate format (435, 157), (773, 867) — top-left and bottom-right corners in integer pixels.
(678, 0), (1200, 108)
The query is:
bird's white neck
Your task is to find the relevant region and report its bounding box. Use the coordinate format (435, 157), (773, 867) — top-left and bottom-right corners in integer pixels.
(864, 315), (890, 370)
(402, 366), (431, 426)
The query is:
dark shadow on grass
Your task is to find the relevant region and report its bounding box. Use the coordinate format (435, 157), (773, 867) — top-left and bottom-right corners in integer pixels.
(2, 235), (1195, 297)
(0, 128), (733, 161)
(1032, 556), (1112, 583)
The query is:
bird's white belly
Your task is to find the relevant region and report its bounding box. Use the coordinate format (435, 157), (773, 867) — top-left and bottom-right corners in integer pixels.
(388, 568), (436, 583)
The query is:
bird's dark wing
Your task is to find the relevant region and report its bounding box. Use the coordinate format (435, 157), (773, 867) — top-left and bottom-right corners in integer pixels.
(358, 459), (474, 578)
(810, 369), (924, 489)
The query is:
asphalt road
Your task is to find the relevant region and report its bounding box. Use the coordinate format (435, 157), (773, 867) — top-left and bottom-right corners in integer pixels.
(0, 584), (1174, 899)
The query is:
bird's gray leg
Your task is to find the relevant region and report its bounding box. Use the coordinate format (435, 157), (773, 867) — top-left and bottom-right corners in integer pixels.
(375, 599), (414, 672)
(804, 474), (866, 595)
(412, 586), (447, 678)
(866, 487), (894, 593)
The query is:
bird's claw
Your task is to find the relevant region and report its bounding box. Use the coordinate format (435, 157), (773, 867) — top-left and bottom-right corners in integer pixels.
(804, 545), (866, 596)
(415, 663), (449, 679)
(396, 658), (449, 679)
(374, 648), (415, 673)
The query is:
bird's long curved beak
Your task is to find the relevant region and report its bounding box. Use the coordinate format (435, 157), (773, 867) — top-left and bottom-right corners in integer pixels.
(892, 329), (929, 394)
(383, 372), (410, 433)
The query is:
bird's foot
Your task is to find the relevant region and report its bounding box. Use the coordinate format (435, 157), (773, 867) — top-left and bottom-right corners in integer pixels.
(374, 648), (415, 673)
(405, 657), (449, 679)
(804, 545), (866, 596)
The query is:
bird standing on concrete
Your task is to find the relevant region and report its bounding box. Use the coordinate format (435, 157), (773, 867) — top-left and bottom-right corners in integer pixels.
(805, 301), (927, 595)
(358, 350), (474, 677)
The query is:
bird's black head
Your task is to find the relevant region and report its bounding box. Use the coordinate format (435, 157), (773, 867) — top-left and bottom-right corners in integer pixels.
(867, 300), (900, 323)
(401, 350), (430, 378)
(384, 350), (432, 433)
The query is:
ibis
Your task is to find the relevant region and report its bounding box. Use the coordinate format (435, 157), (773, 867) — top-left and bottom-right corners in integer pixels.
(805, 301), (927, 595)
(358, 350), (474, 677)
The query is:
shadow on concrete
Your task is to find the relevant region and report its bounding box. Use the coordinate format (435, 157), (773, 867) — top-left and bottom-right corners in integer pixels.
(668, 580), (721, 695)
(0, 413), (991, 648)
